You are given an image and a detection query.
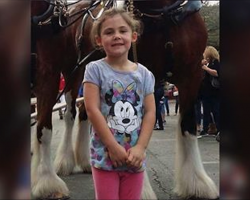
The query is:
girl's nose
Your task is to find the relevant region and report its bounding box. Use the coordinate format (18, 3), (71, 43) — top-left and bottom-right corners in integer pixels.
(114, 33), (121, 40)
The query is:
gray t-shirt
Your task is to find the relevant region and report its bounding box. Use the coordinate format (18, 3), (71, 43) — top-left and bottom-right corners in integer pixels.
(83, 58), (155, 172)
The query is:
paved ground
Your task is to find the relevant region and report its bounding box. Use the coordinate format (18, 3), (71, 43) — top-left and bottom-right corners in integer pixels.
(31, 100), (219, 199)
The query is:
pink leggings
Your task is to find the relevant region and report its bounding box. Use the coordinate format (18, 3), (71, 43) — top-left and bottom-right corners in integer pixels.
(92, 167), (144, 200)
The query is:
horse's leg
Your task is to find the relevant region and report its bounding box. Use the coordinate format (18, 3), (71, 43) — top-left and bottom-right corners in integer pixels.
(174, 82), (219, 199)
(31, 74), (69, 199)
(54, 69), (89, 175)
(141, 170), (157, 200)
(74, 101), (92, 172)
(54, 89), (77, 176)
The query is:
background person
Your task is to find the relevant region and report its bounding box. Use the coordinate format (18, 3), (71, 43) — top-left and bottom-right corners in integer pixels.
(163, 82), (171, 116)
(173, 85), (179, 115)
(58, 73), (65, 120)
(200, 46), (220, 136)
(154, 80), (164, 130)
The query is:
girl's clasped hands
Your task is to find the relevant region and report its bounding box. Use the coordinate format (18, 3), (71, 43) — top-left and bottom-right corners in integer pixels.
(107, 143), (145, 169)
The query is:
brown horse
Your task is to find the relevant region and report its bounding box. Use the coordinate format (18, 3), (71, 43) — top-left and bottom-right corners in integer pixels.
(31, 0), (97, 199)
(0, 0), (30, 198)
(130, 1), (218, 199)
(31, 0), (218, 199)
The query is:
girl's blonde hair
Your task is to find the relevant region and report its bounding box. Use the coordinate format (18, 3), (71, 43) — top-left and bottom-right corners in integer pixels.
(204, 46), (220, 61)
(90, 8), (142, 48)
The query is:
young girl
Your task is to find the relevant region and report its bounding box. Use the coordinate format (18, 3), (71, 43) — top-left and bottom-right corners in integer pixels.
(83, 8), (155, 200)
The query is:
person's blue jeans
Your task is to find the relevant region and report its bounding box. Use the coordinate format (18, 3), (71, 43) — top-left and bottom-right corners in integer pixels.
(164, 96), (169, 114)
(156, 102), (163, 129)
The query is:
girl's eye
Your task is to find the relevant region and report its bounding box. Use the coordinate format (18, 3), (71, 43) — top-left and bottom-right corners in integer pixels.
(105, 31), (112, 35)
(120, 30), (128, 33)
(103, 29), (113, 35)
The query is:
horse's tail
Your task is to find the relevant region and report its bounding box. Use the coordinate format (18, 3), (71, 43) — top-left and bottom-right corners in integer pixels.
(174, 116), (219, 199)
(141, 170), (157, 200)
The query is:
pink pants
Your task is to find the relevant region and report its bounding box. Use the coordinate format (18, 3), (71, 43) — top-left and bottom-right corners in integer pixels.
(92, 167), (144, 200)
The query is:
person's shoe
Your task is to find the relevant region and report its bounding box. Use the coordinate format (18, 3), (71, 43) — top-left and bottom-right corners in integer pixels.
(197, 130), (207, 139)
(154, 127), (164, 130)
(200, 130), (208, 136)
(208, 123), (217, 135)
(154, 125), (159, 129)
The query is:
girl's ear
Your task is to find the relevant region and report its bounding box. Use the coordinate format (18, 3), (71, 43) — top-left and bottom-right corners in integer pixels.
(95, 36), (102, 47)
(132, 32), (138, 43)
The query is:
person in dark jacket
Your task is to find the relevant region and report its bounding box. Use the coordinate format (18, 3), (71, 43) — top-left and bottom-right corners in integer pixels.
(200, 46), (220, 135)
(154, 80), (165, 130)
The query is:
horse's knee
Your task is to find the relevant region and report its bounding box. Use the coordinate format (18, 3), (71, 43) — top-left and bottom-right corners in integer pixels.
(37, 125), (48, 144)
(36, 126), (52, 145)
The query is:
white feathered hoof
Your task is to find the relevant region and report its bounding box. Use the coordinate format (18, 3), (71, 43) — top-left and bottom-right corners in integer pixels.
(175, 131), (219, 199)
(32, 171), (69, 200)
(75, 153), (92, 174)
(174, 165), (219, 199)
(80, 164), (92, 174)
(54, 149), (76, 176)
(35, 192), (70, 200)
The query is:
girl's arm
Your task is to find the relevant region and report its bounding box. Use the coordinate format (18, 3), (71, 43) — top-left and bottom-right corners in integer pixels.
(84, 82), (128, 167)
(126, 93), (156, 168)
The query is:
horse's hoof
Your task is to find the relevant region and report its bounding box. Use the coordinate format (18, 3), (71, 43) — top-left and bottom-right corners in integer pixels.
(37, 193), (70, 200)
(78, 164), (92, 174)
(82, 167), (92, 174)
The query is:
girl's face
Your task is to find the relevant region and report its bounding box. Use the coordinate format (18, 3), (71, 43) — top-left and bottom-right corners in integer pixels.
(96, 14), (137, 58)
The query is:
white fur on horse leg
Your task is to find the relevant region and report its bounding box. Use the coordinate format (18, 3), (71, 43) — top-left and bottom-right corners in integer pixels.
(54, 92), (75, 176)
(31, 128), (69, 199)
(31, 130), (40, 186)
(141, 170), (157, 200)
(174, 118), (219, 199)
(74, 119), (91, 173)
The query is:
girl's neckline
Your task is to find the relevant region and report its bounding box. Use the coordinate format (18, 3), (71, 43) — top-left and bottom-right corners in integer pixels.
(102, 58), (138, 74)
